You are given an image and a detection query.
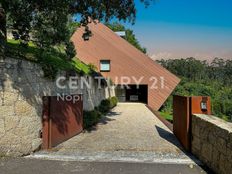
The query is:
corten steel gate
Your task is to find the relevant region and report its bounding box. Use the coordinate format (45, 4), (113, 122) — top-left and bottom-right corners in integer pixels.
(42, 95), (83, 149)
(173, 96), (211, 151)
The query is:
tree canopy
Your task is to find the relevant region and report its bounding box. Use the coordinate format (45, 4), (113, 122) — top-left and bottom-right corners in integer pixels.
(158, 57), (232, 121)
(106, 22), (147, 53)
(0, 0), (154, 55)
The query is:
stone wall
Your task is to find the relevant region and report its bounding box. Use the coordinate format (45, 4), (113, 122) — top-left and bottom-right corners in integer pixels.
(0, 57), (115, 156)
(191, 114), (232, 174)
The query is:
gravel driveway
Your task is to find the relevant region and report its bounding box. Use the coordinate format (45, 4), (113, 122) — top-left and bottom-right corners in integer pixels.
(31, 103), (199, 164)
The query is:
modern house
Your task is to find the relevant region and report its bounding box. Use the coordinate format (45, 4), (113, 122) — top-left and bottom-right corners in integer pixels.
(72, 22), (180, 110)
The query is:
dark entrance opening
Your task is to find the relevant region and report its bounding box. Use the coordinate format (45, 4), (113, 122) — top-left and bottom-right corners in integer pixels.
(116, 85), (148, 104)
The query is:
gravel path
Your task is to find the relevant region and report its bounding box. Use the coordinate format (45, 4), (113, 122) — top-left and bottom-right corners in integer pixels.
(56, 103), (182, 153)
(32, 103), (198, 164)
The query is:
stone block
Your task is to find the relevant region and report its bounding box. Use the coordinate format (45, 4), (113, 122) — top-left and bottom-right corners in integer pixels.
(211, 149), (220, 168)
(0, 106), (15, 118)
(192, 136), (201, 151)
(0, 80), (3, 91)
(15, 101), (36, 117)
(0, 67), (5, 75)
(3, 91), (18, 106)
(2, 79), (19, 93)
(5, 63), (14, 69)
(15, 117), (39, 138)
(191, 147), (200, 156)
(0, 132), (21, 154)
(13, 70), (28, 84)
(14, 127), (29, 138)
(228, 141), (232, 150)
(17, 84), (34, 100)
(2, 79), (13, 90)
(217, 137), (227, 154)
(200, 128), (209, 141)
(228, 133), (232, 149)
(32, 138), (42, 151)
(192, 124), (201, 137)
(24, 70), (37, 83)
(0, 118), (5, 136)
(5, 116), (19, 131)
(208, 132), (216, 145)
(4, 58), (19, 65)
(0, 91), (3, 106)
(21, 60), (36, 70)
(219, 154), (232, 174)
(12, 140), (32, 155)
(227, 148), (232, 162)
(17, 117), (33, 128)
(214, 125), (230, 140)
(201, 143), (213, 162)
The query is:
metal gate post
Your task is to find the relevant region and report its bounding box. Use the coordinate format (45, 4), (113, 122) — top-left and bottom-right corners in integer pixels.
(173, 95), (211, 152)
(173, 95), (191, 151)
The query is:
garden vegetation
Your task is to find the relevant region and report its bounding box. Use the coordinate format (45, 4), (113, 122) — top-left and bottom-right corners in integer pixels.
(158, 57), (232, 122)
(83, 97), (118, 129)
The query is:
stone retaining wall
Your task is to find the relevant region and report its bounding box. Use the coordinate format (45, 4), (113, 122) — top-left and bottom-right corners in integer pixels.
(0, 58), (115, 156)
(191, 114), (232, 174)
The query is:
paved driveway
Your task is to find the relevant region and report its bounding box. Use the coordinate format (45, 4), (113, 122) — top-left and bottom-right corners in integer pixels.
(32, 103), (199, 164)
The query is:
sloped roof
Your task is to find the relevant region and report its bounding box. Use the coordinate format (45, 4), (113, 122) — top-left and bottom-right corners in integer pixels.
(72, 22), (180, 109)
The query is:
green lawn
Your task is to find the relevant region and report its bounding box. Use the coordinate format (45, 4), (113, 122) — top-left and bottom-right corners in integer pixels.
(6, 39), (92, 78)
(159, 111), (173, 123)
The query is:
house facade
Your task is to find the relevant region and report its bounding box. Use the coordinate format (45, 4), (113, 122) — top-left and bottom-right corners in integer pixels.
(72, 22), (180, 110)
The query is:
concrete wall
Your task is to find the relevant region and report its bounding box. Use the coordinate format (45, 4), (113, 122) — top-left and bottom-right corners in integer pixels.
(0, 58), (115, 156)
(191, 114), (232, 174)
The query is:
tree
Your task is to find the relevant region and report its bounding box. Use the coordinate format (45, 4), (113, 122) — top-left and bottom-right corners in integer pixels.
(0, 0), (154, 58)
(106, 22), (147, 53)
(158, 57), (232, 121)
(0, 3), (6, 58)
(224, 60), (232, 85)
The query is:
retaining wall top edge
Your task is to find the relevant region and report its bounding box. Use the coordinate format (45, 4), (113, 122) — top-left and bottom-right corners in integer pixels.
(193, 114), (232, 132)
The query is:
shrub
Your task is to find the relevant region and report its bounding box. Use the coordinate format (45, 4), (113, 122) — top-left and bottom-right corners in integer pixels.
(83, 110), (102, 129)
(98, 99), (111, 113)
(98, 97), (118, 113)
(110, 96), (118, 108)
(83, 97), (118, 129)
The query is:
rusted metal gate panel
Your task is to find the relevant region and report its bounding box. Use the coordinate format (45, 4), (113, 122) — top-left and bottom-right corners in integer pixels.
(42, 95), (83, 149)
(173, 95), (191, 151)
(173, 95), (211, 151)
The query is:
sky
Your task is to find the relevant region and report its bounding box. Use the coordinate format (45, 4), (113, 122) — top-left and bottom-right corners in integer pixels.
(125, 0), (232, 61)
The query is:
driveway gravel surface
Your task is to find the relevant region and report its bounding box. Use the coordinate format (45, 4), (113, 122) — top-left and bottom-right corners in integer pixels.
(31, 103), (199, 164)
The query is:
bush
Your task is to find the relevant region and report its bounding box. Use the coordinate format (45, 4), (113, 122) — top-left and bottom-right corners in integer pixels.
(83, 110), (102, 129)
(212, 99), (222, 116)
(83, 97), (119, 129)
(98, 97), (118, 113)
(98, 99), (111, 113)
(110, 96), (118, 108)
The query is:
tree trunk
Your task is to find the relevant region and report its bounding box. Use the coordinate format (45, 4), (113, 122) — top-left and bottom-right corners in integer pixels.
(0, 4), (6, 61)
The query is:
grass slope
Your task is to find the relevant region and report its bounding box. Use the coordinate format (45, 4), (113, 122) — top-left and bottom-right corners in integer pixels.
(6, 39), (91, 78)
(159, 111), (173, 123)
